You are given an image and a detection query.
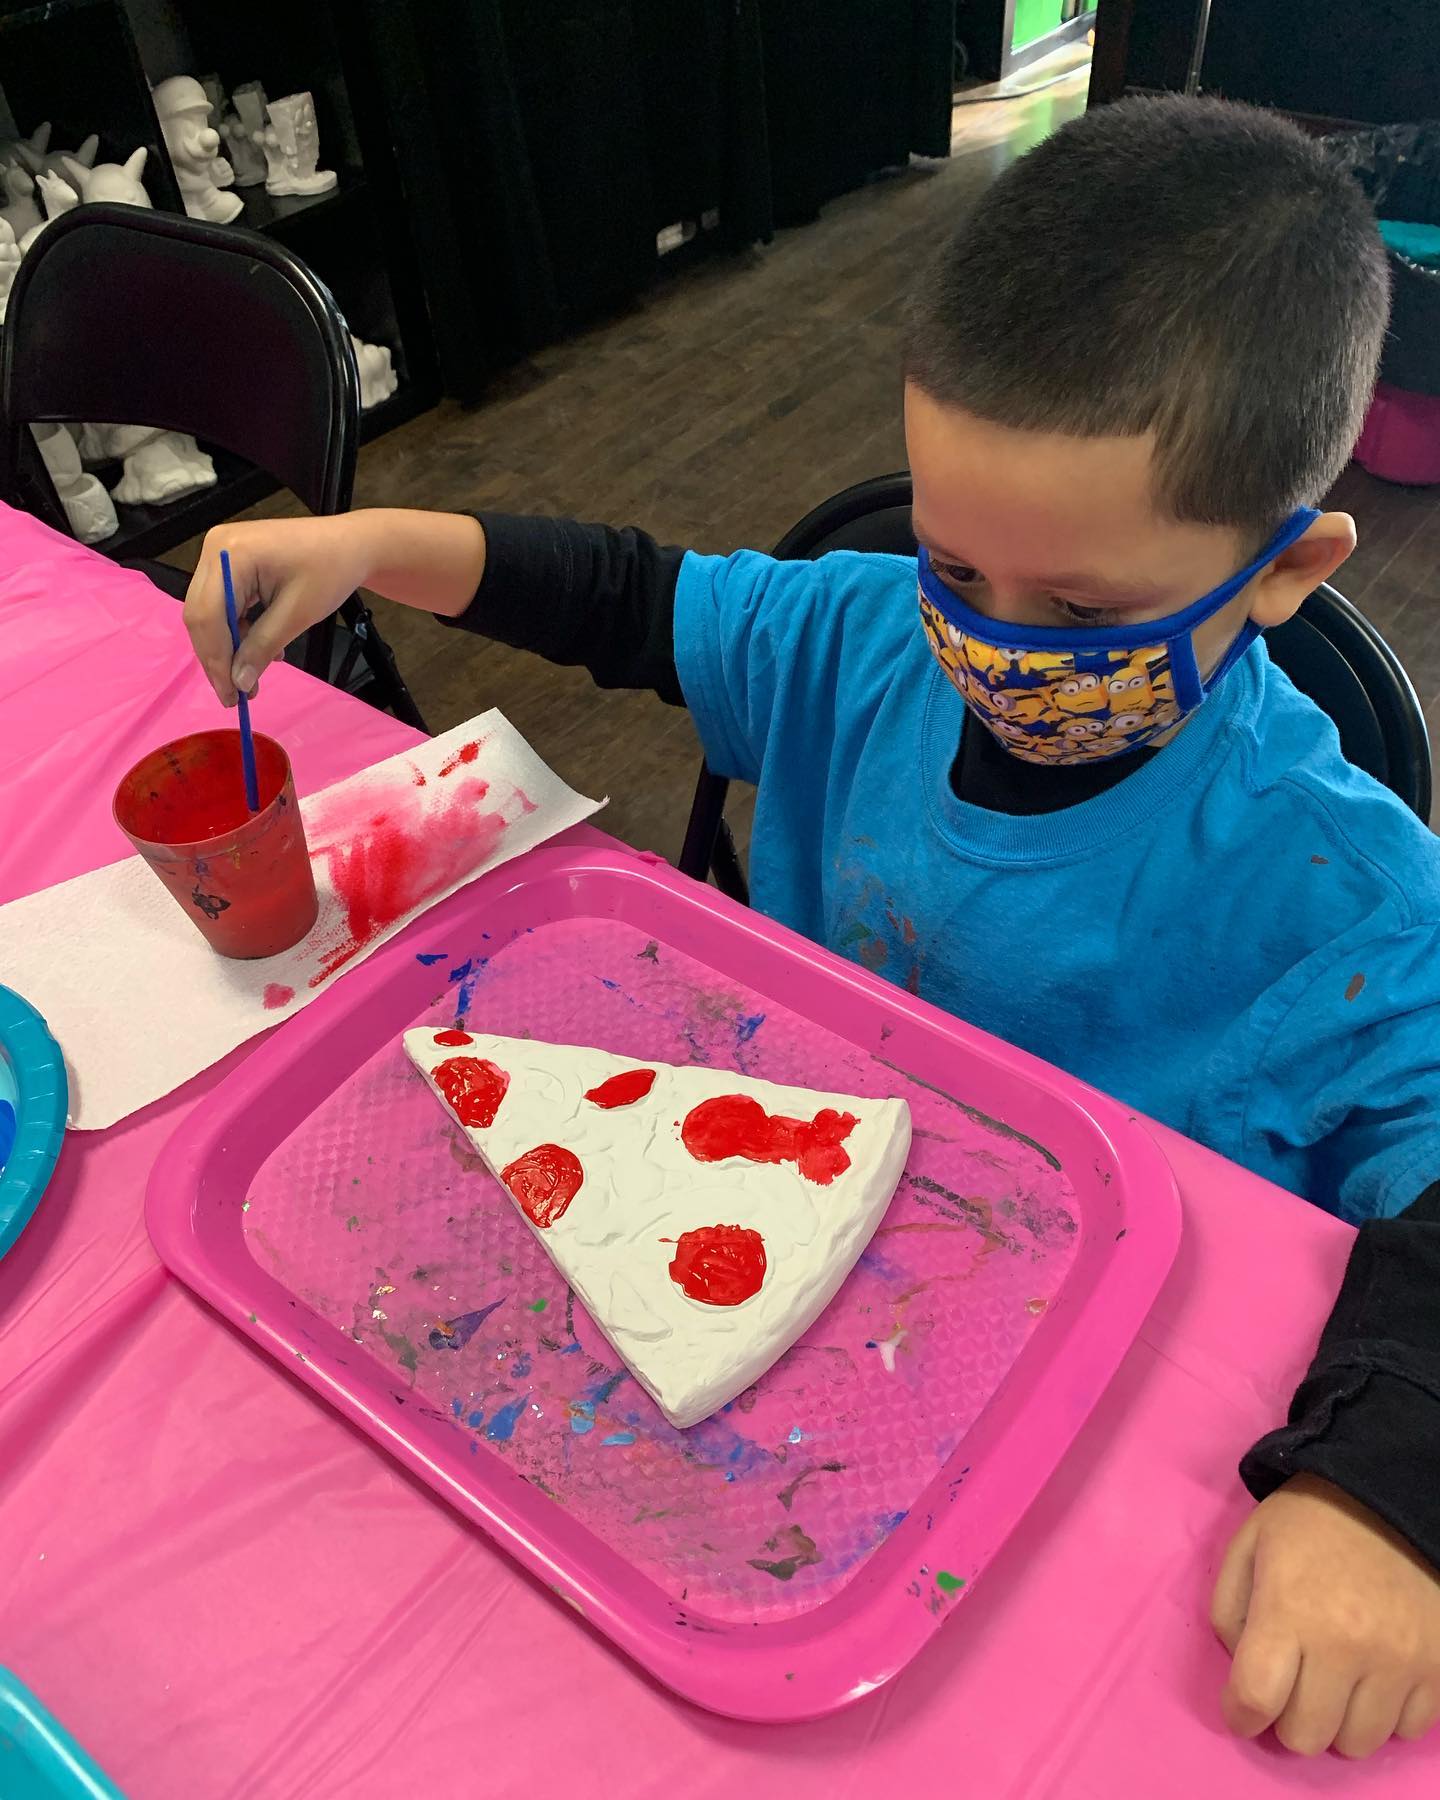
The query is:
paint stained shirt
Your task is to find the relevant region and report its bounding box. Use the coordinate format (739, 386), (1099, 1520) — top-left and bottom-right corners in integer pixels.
(675, 546), (1440, 1227)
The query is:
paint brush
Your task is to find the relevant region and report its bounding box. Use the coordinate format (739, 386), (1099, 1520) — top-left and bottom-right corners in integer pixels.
(220, 549), (261, 814)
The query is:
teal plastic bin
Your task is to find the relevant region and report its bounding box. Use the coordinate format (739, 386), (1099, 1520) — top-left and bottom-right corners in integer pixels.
(0, 1670), (125, 1800)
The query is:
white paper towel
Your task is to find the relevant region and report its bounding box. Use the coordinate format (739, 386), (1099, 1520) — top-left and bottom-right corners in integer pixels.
(0, 712), (602, 1130)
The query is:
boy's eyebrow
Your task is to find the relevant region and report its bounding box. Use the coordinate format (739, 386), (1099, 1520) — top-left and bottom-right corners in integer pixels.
(912, 517), (1161, 603)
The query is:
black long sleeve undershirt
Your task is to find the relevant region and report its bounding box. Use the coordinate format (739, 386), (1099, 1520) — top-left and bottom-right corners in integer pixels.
(445, 512), (1440, 1561)
(445, 513), (1156, 810)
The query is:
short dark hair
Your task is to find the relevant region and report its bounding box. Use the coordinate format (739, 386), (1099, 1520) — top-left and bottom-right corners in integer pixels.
(905, 96), (1390, 531)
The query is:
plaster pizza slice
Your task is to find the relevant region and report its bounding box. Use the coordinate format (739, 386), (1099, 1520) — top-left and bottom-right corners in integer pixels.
(403, 1028), (912, 1428)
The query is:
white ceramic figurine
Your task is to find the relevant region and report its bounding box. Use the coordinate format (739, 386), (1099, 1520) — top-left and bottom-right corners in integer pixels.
(32, 423), (118, 545)
(59, 146), (152, 209)
(220, 85), (268, 188)
(0, 164), (41, 241)
(153, 76), (243, 224)
(16, 169), (79, 258)
(0, 218), (20, 321)
(257, 92), (337, 197)
(351, 335), (398, 410)
(13, 122), (99, 187)
(103, 424), (217, 507)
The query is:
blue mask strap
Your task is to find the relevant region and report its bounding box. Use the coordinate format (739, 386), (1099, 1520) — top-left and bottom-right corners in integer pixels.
(1168, 506), (1320, 709)
(917, 506), (1321, 656)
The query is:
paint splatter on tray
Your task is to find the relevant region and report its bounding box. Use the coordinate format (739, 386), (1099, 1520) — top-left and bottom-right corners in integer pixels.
(245, 916), (1079, 1625)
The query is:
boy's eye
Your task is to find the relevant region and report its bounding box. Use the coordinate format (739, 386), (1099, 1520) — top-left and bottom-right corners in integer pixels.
(931, 559), (981, 586)
(1051, 598), (1119, 626)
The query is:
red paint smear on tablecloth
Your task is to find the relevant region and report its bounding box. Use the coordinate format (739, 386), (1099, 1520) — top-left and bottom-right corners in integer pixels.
(433, 1056), (510, 1128)
(501, 1144), (584, 1229)
(262, 983), (295, 1010)
(681, 1093), (858, 1185)
(305, 776), (505, 986)
(433, 1028), (474, 1046)
(438, 740), (482, 778)
(669, 1224), (767, 1305)
(584, 1068), (657, 1108)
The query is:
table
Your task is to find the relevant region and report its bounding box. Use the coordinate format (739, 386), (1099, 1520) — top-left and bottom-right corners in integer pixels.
(0, 503), (1430, 1797)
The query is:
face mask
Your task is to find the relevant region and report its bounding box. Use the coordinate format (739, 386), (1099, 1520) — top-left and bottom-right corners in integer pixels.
(917, 507), (1319, 765)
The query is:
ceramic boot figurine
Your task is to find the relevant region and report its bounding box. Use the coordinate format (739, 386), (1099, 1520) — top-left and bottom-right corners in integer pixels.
(223, 85), (269, 187)
(60, 146), (152, 208)
(153, 76), (243, 224)
(259, 92), (336, 197)
(351, 335), (398, 410)
(105, 425), (217, 507)
(32, 423), (118, 545)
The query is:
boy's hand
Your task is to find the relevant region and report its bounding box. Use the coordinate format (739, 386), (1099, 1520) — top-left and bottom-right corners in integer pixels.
(1212, 1474), (1440, 1758)
(183, 515), (374, 707)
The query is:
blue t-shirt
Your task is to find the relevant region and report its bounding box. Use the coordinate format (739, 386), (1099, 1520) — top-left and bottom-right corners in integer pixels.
(675, 548), (1440, 1224)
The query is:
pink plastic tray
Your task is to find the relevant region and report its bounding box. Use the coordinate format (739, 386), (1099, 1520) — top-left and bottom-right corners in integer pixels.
(147, 836), (1180, 1721)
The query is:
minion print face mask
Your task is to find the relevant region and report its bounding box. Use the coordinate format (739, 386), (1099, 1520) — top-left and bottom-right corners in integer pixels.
(917, 508), (1319, 765)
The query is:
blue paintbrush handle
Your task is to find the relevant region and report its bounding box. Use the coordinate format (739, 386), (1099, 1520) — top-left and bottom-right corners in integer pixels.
(220, 550), (261, 814)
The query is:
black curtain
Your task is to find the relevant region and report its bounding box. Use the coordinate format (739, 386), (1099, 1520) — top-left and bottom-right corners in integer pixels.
(364, 0), (955, 401)
(760, 0), (955, 225)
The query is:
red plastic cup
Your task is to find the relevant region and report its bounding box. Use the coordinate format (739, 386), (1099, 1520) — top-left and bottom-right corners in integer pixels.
(113, 730), (319, 959)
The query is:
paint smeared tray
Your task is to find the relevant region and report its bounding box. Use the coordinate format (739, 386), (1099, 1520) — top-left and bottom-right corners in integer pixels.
(147, 836), (1180, 1721)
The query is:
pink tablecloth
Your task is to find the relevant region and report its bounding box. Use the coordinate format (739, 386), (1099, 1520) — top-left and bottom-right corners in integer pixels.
(0, 504), (1431, 1798)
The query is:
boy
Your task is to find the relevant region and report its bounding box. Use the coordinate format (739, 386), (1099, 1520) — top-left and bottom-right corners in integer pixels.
(185, 99), (1440, 1758)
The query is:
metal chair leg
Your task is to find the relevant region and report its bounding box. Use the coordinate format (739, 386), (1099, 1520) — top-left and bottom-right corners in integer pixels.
(680, 763), (730, 882)
(339, 594), (430, 733)
(711, 818), (750, 906)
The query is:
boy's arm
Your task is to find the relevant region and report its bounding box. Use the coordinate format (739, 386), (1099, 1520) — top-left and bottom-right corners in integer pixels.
(183, 508), (684, 707)
(1211, 1182), (1440, 1755)
(440, 513), (685, 704)
(1240, 1179), (1440, 1558)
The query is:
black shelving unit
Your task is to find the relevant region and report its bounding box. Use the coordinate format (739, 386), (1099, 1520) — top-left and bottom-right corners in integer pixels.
(0, 0), (439, 555)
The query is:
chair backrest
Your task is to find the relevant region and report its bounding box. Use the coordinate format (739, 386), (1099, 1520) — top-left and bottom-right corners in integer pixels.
(0, 202), (358, 521)
(681, 472), (1433, 889)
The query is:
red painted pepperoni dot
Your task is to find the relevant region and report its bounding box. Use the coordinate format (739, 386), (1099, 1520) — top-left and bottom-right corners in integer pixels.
(584, 1068), (657, 1108)
(501, 1144), (584, 1229)
(668, 1224), (767, 1305)
(432, 1056), (509, 1128)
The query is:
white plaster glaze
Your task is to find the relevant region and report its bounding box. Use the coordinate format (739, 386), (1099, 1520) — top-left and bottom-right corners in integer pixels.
(404, 1030), (911, 1428)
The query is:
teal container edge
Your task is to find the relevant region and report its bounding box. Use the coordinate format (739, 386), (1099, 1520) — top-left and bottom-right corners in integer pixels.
(0, 1669), (126, 1800)
(0, 984), (68, 1259)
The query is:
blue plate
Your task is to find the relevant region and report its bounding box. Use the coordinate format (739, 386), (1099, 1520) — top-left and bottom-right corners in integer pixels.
(0, 986), (68, 1260)
(0, 1669), (125, 1799)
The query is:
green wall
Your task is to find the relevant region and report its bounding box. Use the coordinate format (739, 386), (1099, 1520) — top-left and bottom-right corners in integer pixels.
(1012, 0), (1064, 51)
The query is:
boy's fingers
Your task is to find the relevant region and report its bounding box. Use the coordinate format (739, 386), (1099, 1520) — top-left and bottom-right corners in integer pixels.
(1334, 1675), (1404, 1760)
(229, 588), (300, 693)
(1398, 1684), (1440, 1742)
(182, 554), (238, 705)
(1209, 1514), (1258, 1654)
(1222, 1622), (1301, 1739)
(1274, 1659), (1354, 1757)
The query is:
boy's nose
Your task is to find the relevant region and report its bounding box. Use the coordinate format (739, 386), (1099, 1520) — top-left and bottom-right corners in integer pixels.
(968, 580), (1051, 629)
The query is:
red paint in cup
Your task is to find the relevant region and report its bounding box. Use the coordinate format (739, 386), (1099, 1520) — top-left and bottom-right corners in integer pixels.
(113, 730), (319, 959)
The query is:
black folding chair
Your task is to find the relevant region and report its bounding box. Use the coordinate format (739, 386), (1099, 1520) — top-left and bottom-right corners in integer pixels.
(678, 472), (1433, 897)
(0, 202), (426, 730)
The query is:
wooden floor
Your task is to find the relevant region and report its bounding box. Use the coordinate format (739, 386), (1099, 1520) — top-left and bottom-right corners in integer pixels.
(194, 54), (1440, 845)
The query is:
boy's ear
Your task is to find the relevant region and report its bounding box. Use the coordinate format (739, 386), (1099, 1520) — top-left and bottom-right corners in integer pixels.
(1248, 513), (1357, 628)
